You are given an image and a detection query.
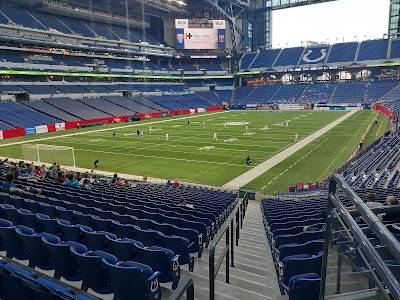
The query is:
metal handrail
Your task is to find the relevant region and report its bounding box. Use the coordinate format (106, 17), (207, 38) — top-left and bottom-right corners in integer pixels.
(320, 174), (400, 299)
(167, 277), (194, 300)
(209, 192), (248, 300)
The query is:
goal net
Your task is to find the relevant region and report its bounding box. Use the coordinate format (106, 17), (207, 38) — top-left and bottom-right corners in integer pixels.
(21, 144), (76, 167)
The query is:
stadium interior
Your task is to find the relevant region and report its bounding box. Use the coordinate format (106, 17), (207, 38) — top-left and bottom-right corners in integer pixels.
(0, 0), (398, 299)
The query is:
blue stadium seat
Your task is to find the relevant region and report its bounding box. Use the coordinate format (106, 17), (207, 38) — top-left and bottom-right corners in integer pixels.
(283, 273), (321, 300)
(71, 249), (117, 294)
(103, 260), (162, 300)
(278, 253), (323, 295)
(43, 239), (87, 281)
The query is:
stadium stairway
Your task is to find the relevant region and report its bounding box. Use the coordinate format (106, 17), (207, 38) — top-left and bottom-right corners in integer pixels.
(161, 200), (284, 300)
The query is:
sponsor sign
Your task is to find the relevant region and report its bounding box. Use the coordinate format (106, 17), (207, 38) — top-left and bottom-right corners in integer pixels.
(35, 125), (48, 134)
(25, 127), (37, 135)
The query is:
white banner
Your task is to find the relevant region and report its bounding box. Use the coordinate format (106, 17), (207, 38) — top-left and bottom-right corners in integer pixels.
(197, 108), (206, 113)
(183, 28), (219, 49)
(175, 19), (189, 28)
(35, 125), (48, 134)
(0, 131), (3, 140)
(55, 123), (65, 131)
(278, 104), (306, 110)
(189, 109), (195, 114)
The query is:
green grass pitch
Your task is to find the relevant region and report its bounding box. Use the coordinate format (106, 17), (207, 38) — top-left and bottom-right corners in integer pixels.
(0, 110), (387, 191)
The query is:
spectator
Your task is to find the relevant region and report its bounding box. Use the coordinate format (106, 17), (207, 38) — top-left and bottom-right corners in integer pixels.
(49, 162), (57, 171)
(382, 195), (399, 222)
(82, 179), (92, 190)
(55, 172), (65, 184)
(1, 172), (42, 194)
(33, 166), (42, 177)
(166, 179), (172, 186)
(172, 180), (180, 187)
(115, 177), (125, 185)
(63, 173), (79, 187)
(40, 164), (48, 177)
(347, 193), (382, 210)
(19, 161), (26, 168)
(111, 174), (118, 184)
(2, 172), (24, 193)
(178, 197), (194, 208)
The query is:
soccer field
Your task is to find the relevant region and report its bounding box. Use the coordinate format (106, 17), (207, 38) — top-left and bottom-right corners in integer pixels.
(0, 109), (385, 191)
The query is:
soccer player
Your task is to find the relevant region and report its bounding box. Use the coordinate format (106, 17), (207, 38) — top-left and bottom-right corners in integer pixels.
(112, 132), (116, 142)
(149, 125), (152, 133)
(165, 133), (169, 142)
(213, 132), (218, 141)
(202, 120), (205, 127)
(224, 122), (227, 130)
(136, 130), (140, 137)
(246, 156), (252, 165)
(245, 124), (248, 131)
(187, 120), (191, 126)
(274, 111), (277, 116)
(281, 121), (284, 129)
(294, 133), (298, 142)
(140, 130), (144, 138)
(285, 121), (289, 129)
(93, 159), (100, 169)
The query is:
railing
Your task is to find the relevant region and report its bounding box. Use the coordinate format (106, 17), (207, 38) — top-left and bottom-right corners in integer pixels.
(321, 174), (400, 299)
(167, 277), (195, 300)
(209, 192), (248, 300)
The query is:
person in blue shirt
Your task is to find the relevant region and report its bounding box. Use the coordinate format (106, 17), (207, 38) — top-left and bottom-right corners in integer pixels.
(1, 172), (23, 193)
(1, 172), (42, 194)
(63, 173), (80, 188)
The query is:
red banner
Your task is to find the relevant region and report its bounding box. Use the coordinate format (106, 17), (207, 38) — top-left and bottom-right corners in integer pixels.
(375, 105), (392, 117)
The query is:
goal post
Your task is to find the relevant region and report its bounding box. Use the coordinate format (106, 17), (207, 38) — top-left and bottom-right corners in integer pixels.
(21, 144), (76, 167)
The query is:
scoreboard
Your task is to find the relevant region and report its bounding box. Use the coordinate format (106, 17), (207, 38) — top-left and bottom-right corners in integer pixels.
(175, 18), (226, 50)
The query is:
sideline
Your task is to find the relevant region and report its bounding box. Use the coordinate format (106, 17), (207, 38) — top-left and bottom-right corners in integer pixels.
(222, 110), (359, 189)
(0, 110), (229, 147)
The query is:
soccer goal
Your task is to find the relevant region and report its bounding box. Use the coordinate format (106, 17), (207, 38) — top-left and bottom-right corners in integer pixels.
(21, 144), (76, 167)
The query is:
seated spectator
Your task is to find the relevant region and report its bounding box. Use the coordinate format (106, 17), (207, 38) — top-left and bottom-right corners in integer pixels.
(172, 180), (180, 187)
(33, 166), (42, 177)
(55, 172), (65, 184)
(382, 195), (399, 222)
(19, 161), (26, 168)
(63, 173), (79, 187)
(40, 164), (48, 177)
(166, 179), (172, 186)
(114, 177), (125, 186)
(49, 162), (57, 171)
(111, 174), (118, 184)
(347, 193), (382, 210)
(82, 178), (92, 190)
(178, 197), (194, 208)
(1, 172), (42, 194)
(14, 166), (36, 181)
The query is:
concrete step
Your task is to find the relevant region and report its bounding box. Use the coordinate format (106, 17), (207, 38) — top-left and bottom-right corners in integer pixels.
(183, 270), (274, 300)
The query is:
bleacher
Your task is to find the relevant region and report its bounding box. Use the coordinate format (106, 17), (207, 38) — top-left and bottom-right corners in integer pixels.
(22, 100), (79, 122)
(42, 98), (111, 120)
(274, 47), (304, 67)
(77, 98), (135, 116)
(299, 84), (335, 103)
(0, 102), (58, 128)
(261, 197), (326, 298)
(103, 96), (163, 113)
(329, 82), (366, 103)
(269, 85), (306, 103)
(357, 40), (388, 61)
(250, 49), (281, 69)
(0, 161), (237, 299)
(365, 81), (399, 102)
(240, 38), (394, 71)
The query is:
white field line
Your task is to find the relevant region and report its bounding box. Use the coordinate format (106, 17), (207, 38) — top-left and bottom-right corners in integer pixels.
(0, 110), (229, 148)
